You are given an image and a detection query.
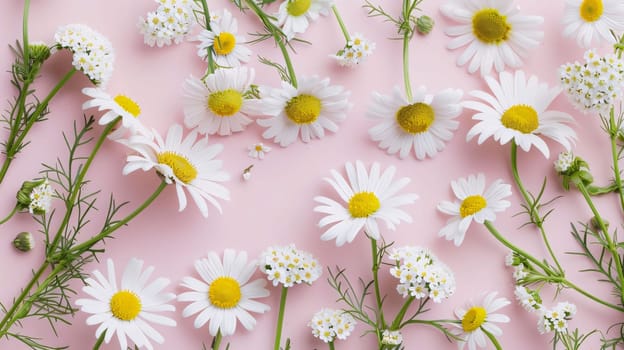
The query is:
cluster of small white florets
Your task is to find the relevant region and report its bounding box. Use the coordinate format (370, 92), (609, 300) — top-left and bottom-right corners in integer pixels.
(308, 308), (356, 343)
(559, 49), (624, 114)
(54, 24), (114, 86)
(554, 151), (575, 174)
(537, 302), (577, 334)
(139, 0), (195, 47)
(332, 33), (375, 68)
(259, 244), (322, 287)
(389, 246), (456, 303)
(29, 179), (53, 214)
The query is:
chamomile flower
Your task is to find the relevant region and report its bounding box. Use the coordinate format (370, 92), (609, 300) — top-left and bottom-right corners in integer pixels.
(252, 76), (350, 147)
(183, 67), (256, 136)
(277, 0), (333, 40)
(248, 143), (271, 159)
(28, 179), (53, 214)
(54, 24), (114, 86)
(121, 124), (230, 218)
(331, 32), (375, 67)
(178, 250), (270, 337)
(138, 0), (195, 47)
(562, 0), (624, 48)
(537, 302), (577, 334)
(368, 86), (463, 160)
(82, 88), (146, 140)
(313, 161), (418, 246)
(451, 292), (511, 350)
(196, 9), (251, 67)
(440, 0), (543, 76)
(465, 70), (576, 158)
(308, 308), (356, 343)
(514, 286), (542, 313)
(437, 174), (511, 247)
(75, 258), (176, 350)
(258, 244), (322, 287)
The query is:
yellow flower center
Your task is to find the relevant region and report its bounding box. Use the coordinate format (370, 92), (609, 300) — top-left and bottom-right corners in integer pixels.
(396, 102), (435, 134)
(113, 95), (141, 117)
(110, 290), (142, 321)
(460, 195), (487, 218)
(213, 32), (236, 56)
(580, 0), (603, 22)
(348, 192), (381, 218)
(255, 145), (263, 151)
(462, 306), (487, 332)
(501, 104), (539, 133)
(156, 151), (198, 184)
(472, 8), (511, 44)
(287, 0), (312, 16)
(285, 94), (322, 124)
(208, 277), (242, 309)
(208, 89), (243, 117)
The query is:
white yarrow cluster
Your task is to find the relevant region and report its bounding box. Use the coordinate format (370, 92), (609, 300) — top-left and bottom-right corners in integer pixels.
(389, 246), (456, 303)
(554, 151), (575, 174)
(308, 308), (356, 343)
(139, 0), (195, 47)
(332, 33), (375, 68)
(537, 302), (577, 334)
(29, 179), (53, 214)
(54, 24), (114, 86)
(560, 49), (624, 113)
(514, 286), (542, 313)
(381, 329), (403, 346)
(259, 245), (322, 287)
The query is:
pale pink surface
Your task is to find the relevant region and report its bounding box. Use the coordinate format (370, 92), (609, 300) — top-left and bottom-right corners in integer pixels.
(0, 1), (622, 349)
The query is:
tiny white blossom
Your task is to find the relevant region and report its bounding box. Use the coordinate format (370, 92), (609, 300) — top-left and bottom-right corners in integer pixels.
(258, 244), (322, 287)
(537, 302), (577, 334)
(554, 151), (575, 173)
(29, 179), (53, 214)
(308, 308), (356, 343)
(248, 143), (271, 159)
(381, 329), (403, 346)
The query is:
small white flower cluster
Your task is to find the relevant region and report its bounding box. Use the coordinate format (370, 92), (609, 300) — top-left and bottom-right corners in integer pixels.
(259, 244), (322, 287)
(332, 33), (375, 68)
(308, 308), (356, 343)
(381, 329), (403, 346)
(29, 179), (53, 214)
(537, 302), (577, 334)
(559, 49), (624, 113)
(139, 0), (195, 47)
(54, 24), (114, 86)
(389, 246), (456, 303)
(514, 286), (542, 313)
(554, 151), (575, 174)
(505, 251), (528, 282)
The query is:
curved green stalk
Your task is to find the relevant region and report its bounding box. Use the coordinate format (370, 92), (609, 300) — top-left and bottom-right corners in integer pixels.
(390, 296), (414, 329)
(92, 331), (106, 350)
(198, 0), (217, 75)
(482, 328), (503, 350)
(402, 28), (412, 101)
(212, 330), (223, 350)
(331, 5), (351, 42)
(328, 341), (336, 350)
(608, 107), (624, 212)
(0, 205), (18, 225)
(370, 239), (387, 330)
(274, 286), (289, 350)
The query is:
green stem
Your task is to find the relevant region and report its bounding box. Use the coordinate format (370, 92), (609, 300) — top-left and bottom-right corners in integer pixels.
(390, 296), (414, 329)
(510, 142), (564, 274)
(608, 107), (624, 212)
(370, 239), (387, 329)
(198, 0), (217, 75)
(561, 278), (624, 312)
(212, 330), (222, 350)
(0, 68), (77, 184)
(576, 181), (624, 307)
(70, 180), (167, 255)
(331, 5), (351, 42)
(401, 29), (412, 101)
(274, 286), (288, 350)
(92, 331), (105, 350)
(22, 0), (31, 69)
(0, 205), (18, 225)
(0, 261), (49, 334)
(482, 328), (503, 350)
(328, 341), (335, 350)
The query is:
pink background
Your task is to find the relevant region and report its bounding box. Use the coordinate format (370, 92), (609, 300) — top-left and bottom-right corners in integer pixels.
(0, 0), (622, 349)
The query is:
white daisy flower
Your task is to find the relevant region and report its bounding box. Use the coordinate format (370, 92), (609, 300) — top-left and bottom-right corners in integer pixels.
(178, 249), (270, 337)
(54, 24), (115, 86)
(183, 67), (256, 136)
(277, 0), (333, 40)
(465, 70), (576, 158)
(440, 0), (544, 76)
(121, 124), (230, 218)
(252, 76), (350, 147)
(308, 308), (356, 343)
(75, 258), (176, 350)
(451, 291), (511, 350)
(313, 161), (418, 246)
(368, 86), (463, 160)
(248, 143), (271, 159)
(196, 9), (251, 67)
(437, 174), (511, 247)
(82, 88), (147, 140)
(562, 0), (624, 48)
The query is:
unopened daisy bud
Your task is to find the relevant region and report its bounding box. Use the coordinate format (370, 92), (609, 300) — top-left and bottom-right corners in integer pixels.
(381, 329), (403, 346)
(29, 41), (51, 64)
(16, 178), (53, 214)
(590, 216), (609, 232)
(13, 232), (34, 252)
(416, 15), (434, 35)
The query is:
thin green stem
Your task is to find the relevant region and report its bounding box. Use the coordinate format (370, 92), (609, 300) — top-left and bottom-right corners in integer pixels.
(510, 142), (564, 274)
(0, 205), (18, 225)
(274, 286), (289, 350)
(482, 328), (503, 350)
(22, 0), (31, 68)
(70, 180), (167, 255)
(198, 0), (217, 75)
(370, 239), (387, 329)
(576, 181), (624, 306)
(561, 279), (624, 312)
(331, 5), (351, 42)
(92, 331), (106, 350)
(328, 341), (335, 350)
(608, 107), (624, 212)
(0, 261), (49, 334)
(390, 296), (414, 329)
(212, 330), (222, 350)
(402, 30), (412, 101)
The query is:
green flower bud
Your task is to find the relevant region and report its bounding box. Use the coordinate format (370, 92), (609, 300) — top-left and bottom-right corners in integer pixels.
(29, 42), (51, 64)
(590, 216), (609, 232)
(416, 15), (434, 35)
(16, 179), (46, 211)
(13, 231), (34, 252)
